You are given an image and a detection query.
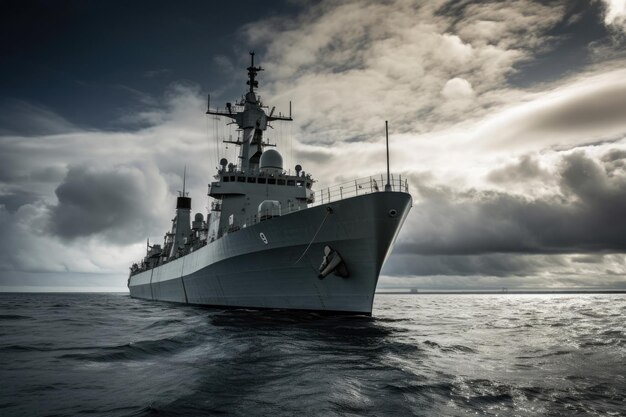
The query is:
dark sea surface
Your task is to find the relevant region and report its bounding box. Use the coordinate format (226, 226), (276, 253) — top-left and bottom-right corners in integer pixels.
(1, 293), (625, 417)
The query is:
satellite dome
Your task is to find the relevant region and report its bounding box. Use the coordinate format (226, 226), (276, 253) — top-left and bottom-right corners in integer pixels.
(259, 149), (283, 173)
(194, 213), (204, 222)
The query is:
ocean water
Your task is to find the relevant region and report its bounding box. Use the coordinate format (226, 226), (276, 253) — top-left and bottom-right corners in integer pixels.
(1, 293), (625, 416)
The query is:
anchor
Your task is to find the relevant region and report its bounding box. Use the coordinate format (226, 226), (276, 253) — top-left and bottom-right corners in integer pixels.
(318, 245), (349, 279)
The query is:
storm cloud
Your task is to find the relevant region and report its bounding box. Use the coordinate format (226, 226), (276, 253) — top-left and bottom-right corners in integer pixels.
(48, 164), (169, 243)
(399, 150), (626, 256)
(1, 0), (626, 290)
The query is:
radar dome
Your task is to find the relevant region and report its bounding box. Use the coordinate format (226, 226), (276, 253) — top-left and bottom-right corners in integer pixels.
(194, 213), (204, 222)
(259, 149), (283, 174)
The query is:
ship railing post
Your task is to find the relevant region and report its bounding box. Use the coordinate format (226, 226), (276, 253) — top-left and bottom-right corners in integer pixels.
(321, 190), (324, 204)
(327, 189), (330, 202)
(340, 186), (343, 200)
(369, 176), (372, 193)
(355, 179), (358, 196)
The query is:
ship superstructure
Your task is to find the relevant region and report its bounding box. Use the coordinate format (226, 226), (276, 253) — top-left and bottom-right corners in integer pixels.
(128, 53), (412, 315)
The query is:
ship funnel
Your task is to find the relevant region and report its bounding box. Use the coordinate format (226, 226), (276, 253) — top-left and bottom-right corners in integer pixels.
(170, 169), (192, 257)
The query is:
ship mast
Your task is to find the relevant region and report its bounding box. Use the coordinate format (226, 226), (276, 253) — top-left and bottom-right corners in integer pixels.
(206, 52), (292, 173)
(247, 51), (261, 93)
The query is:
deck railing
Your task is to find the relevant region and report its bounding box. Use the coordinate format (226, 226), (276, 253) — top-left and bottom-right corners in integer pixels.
(310, 173), (408, 207)
(222, 173), (409, 234)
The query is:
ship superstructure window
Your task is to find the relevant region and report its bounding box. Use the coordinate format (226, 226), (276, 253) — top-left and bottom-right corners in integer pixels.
(237, 176), (245, 182)
(223, 176), (230, 182)
(296, 180), (304, 187)
(247, 177), (256, 183)
(230, 176), (236, 182)
(277, 179), (286, 185)
(268, 178), (276, 184)
(287, 180), (295, 186)
(258, 177), (267, 184)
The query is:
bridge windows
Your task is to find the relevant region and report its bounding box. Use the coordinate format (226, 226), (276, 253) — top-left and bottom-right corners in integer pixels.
(220, 174), (310, 187)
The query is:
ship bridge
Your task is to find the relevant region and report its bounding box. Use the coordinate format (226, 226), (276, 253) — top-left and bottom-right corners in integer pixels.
(205, 52), (309, 237)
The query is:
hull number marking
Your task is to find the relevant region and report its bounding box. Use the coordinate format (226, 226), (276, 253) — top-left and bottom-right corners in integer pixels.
(259, 232), (268, 244)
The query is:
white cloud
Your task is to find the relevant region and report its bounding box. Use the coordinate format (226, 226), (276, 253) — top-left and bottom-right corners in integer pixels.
(601, 0), (626, 32)
(246, 0), (567, 143)
(441, 78), (475, 100)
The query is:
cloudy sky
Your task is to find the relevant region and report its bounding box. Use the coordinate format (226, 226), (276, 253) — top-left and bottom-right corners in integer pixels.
(1, 0), (626, 292)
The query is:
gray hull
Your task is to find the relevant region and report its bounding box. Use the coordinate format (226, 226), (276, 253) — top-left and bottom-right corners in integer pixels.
(128, 191), (411, 315)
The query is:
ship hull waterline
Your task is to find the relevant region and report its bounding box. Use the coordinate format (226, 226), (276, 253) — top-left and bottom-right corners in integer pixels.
(128, 191), (412, 315)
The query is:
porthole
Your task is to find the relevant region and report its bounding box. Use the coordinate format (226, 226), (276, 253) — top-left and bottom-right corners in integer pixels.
(388, 209), (398, 218)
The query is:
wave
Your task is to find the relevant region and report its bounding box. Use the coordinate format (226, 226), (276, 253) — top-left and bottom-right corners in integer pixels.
(423, 340), (476, 353)
(58, 333), (200, 362)
(0, 314), (31, 320)
(2, 292), (626, 417)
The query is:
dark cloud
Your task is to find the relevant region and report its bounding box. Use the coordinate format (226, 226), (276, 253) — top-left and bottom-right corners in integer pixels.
(602, 148), (626, 162)
(487, 155), (549, 183)
(28, 166), (67, 183)
(571, 254), (605, 264)
(0, 189), (40, 213)
(0, 270), (122, 292)
(48, 165), (168, 243)
(399, 149), (626, 257)
(385, 253), (566, 278)
(602, 148), (626, 175)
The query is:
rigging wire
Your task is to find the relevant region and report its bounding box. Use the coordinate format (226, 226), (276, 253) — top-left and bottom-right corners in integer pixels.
(205, 114), (210, 165)
(214, 115), (220, 166)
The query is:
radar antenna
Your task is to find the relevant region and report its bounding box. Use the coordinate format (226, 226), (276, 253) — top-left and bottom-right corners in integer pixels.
(180, 166), (188, 197)
(385, 121), (391, 192)
(247, 51), (263, 93)
(205, 52), (293, 173)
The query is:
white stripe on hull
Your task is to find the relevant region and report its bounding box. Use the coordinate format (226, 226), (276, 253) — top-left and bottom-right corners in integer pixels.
(129, 192), (411, 314)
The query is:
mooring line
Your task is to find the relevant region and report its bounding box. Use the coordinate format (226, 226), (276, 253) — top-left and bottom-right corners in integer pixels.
(294, 208), (332, 264)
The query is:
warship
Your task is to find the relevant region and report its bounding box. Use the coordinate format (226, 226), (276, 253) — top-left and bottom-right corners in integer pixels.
(128, 53), (412, 315)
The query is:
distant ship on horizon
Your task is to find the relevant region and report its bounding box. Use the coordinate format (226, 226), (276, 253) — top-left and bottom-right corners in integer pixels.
(127, 53), (412, 315)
